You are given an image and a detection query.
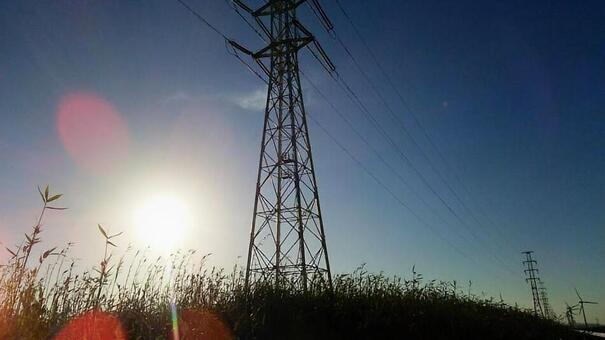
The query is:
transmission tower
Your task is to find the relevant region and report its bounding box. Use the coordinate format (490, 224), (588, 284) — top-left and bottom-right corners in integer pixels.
(230, 0), (335, 292)
(565, 302), (578, 327)
(539, 279), (553, 318)
(522, 251), (544, 317)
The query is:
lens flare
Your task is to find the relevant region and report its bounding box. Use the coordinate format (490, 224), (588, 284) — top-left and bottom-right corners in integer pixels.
(53, 310), (126, 340)
(171, 302), (180, 340)
(57, 92), (129, 173)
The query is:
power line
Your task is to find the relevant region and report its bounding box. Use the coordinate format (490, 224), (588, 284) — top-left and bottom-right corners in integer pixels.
(306, 53), (494, 260)
(318, 3), (519, 275)
(332, 32), (491, 250)
(223, 0), (267, 42)
(226, 41), (268, 84)
(301, 72), (466, 248)
(175, 0), (229, 40)
(300, 73), (516, 283)
(308, 113), (474, 259)
(332, 0), (595, 297)
(300, 71), (478, 252)
(328, 59), (517, 274)
(175, 0), (267, 83)
(332, 0), (524, 255)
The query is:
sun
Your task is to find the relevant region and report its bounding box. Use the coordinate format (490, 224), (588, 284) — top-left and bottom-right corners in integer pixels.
(133, 194), (191, 253)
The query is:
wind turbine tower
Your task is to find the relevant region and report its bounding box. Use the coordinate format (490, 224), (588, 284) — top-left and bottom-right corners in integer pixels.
(576, 288), (598, 329)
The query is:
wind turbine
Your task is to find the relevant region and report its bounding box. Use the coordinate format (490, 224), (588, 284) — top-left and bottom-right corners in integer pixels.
(576, 288), (598, 329)
(564, 301), (579, 327)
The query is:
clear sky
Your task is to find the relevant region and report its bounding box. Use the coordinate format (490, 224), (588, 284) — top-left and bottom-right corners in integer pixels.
(1, 0), (603, 322)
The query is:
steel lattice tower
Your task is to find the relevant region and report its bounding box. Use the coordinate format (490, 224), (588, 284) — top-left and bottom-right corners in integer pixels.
(231, 0), (333, 292)
(538, 279), (553, 318)
(522, 251), (544, 317)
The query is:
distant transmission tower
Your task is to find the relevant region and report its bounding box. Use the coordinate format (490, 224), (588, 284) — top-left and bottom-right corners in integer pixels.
(565, 302), (578, 327)
(522, 251), (544, 317)
(230, 0), (335, 292)
(539, 279), (553, 318)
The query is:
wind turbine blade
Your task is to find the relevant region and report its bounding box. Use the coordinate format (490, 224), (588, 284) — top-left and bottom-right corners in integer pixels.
(575, 287), (582, 300)
(584, 301), (598, 304)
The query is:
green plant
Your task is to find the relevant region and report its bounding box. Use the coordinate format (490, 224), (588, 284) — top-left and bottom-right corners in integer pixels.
(94, 224), (122, 308)
(0, 188), (590, 339)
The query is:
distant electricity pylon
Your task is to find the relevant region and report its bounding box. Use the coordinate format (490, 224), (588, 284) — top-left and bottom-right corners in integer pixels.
(565, 301), (579, 327)
(522, 251), (544, 317)
(538, 279), (553, 318)
(230, 0), (335, 292)
(575, 288), (598, 329)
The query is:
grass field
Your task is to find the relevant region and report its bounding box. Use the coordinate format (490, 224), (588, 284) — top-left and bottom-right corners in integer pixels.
(0, 188), (593, 339)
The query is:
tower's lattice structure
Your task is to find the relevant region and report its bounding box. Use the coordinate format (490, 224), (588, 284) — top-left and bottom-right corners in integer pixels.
(522, 251), (544, 316)
(231, 0), (334, 292)
(538, 279), (553, 318)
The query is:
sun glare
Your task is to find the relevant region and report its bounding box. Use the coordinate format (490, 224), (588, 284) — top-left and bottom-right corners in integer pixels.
(133, 195), (191, 253)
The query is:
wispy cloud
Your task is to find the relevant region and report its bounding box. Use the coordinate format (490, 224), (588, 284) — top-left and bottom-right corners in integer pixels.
(231, 88), (266, 111)
(160, 88), (268, 113)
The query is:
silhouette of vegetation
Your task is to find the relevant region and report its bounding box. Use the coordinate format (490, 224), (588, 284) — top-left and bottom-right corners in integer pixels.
(0, 188), (595, 339)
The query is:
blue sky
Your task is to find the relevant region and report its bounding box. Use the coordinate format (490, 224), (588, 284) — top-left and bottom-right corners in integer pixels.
(1, 0), (604, 321)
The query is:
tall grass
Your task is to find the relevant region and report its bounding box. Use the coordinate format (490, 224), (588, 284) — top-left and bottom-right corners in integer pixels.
(0, 188), (589, 339)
